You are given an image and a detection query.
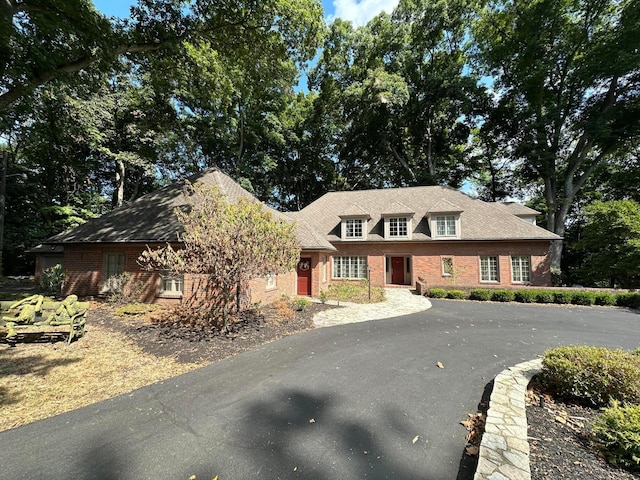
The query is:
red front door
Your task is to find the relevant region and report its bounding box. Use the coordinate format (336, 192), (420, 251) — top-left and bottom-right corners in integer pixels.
(391, 256), (405, 284)
(297, 258), (312, 295)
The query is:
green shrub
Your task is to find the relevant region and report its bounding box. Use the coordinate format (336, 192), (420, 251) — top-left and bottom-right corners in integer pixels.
(553, 291), (573, 304)
(292, 297), (311, 311)
(514, 290), (536, 303)
(428, 288), (447, 298)
(491, 289), (515, 302)
(469, 289), (492, 301)
(540, 346), (640, 407)
(595, 293), (617, 306)
(535, 290), (555, 303)
(592, 402), (640, 471)
(571, 292), (595, 306)
(319, 290), (329, 304)
(446, 289), (466, 300)
(616, 293), (640, 309)
(39, 264), (65, 296)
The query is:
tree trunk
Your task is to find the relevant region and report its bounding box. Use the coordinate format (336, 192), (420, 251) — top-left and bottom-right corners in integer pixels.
(113, 159), (125, 208)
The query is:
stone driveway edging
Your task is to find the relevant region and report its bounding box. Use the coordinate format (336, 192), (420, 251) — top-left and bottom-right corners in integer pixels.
(474, 358), (543, 480)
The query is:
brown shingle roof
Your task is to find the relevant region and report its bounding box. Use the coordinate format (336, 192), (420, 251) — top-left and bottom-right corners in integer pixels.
(43, 169), (332, 250)
(296, 186), (560, 242)
(489, 202), (541, 216)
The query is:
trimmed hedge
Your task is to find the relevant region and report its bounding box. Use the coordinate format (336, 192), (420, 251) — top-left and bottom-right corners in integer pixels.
(447, 289), (466, 299)
(469, 289), (492, 301)
(422, 287), (638, 309)
(427, 288), (447, 298)
(491, 289), (515, 302)
(539, 346), (640, 407)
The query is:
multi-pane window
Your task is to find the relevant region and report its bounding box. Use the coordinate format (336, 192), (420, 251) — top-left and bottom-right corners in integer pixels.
(333, 256), (367, 279)
(103, 253), (125, 280)
(389, 217), (408, 238)
(480, 256), (499, 282)
(345, 219), (364, 239)
(265, 272), (277, 290)
(161, 271), (184, 294)
(442, 257), (454, 276)
(511, 256), (531, 283)
(435, 215), (457, 237)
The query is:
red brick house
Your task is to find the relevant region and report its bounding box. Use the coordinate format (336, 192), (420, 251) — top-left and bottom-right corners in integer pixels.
(288, 186), (560, 296)
(33, 169), (559, 304)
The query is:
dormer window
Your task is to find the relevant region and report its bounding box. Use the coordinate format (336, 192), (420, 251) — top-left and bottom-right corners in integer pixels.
(345, 218), (364, 239)
(384, 216), (412, 239)
(436, 215), (457, 237)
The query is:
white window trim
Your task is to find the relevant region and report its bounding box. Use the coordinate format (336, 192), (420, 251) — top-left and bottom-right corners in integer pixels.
(384, 216), (412, 240)
(429, 214), (461, 239)
(332, 256), (367, 279)
(322, 255), (328, 283)
(441, 257), (454, 277)
(341, 217), (368, 241)
(480, 256), (499, 283)
(159, 270), (184, 297)
(511, 256), (531, 284)
(265, 272), (277, 290)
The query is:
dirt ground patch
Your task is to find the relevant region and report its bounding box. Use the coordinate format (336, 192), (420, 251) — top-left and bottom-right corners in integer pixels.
(0, 301), (335, 432)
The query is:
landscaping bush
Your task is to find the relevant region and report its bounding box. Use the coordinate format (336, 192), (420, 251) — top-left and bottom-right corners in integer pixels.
(514, 290), (537, 303)
(571, 292), (596, 306)
(539, 346), (640, 407)
(469, 289), (492, 301)
(491, 289), (515, 302)
(292, 296), (311, 311)
(553, 291), (573, 304)
(592, 402), (640, 471)
(594, 293), (617, 306)
(39, 264), (65, 296)
(616, 293), (640, 309)
(446, 289), (466, 300)
(534, 290), (555, 303)
(428, 288), (447, 298)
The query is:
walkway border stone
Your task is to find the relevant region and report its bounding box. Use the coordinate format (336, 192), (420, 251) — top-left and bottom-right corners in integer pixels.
(474, 358), (543, 480)
(312, 288), (432, 328)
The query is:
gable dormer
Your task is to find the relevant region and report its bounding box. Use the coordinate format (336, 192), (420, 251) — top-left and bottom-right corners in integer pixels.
(427, 199), (463, 239)
(339, 204), (371, 241)
(382, 202), (415, 240)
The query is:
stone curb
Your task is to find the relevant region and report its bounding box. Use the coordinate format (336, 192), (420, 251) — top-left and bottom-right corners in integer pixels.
(474, 358), (543, 480)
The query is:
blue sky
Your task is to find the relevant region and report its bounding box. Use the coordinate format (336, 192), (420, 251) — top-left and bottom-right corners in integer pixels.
(94, 0), (400, 27)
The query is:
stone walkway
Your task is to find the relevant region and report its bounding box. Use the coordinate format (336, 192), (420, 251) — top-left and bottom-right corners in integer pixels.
(312, 288), (432, 328)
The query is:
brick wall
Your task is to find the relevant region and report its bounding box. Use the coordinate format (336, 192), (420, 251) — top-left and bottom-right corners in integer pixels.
(329, 240), (552, 288)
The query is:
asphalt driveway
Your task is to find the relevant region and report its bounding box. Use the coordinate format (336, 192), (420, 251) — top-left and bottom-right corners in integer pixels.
(1, 300), (638, 480)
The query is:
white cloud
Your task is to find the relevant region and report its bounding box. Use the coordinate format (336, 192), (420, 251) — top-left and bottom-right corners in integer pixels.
(330, 0), (400, 27)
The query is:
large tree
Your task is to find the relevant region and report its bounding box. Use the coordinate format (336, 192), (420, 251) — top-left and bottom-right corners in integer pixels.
(0, 0), (324, 113)
(473, 0), (640, 269)
(139, 182), (299, 326)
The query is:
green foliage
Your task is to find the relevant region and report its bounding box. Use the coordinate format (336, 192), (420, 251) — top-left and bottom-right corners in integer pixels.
(491, 290), (514, 302)
(428, 288), (447, 298)
(514, 290), (536, 303)
(595, 293), (617, 306)
(540, 346), (640, 407)
(446, 290), (466, 300)
(469, 288), (492, 301)
(139, 183), (299, 326)
(292, 297), (311, 312)
(576, 201), (640, 289)
(616, 293), (640, 309)
(534, 290), (555, 303)
(553, 292), (574, 304)
(319, 289), (329, 304)
(101, 272), (144, 305)
(114, 303), (159, 317)
(39, 265), (66, 296)
(592, 402), (640, 471)
(325, 282), (385, 304)
(570, 292), (595, 306)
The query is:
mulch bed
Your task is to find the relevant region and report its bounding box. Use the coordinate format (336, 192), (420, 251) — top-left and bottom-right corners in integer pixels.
(527, 385), (639, 480)
(91, 302), (337, 364)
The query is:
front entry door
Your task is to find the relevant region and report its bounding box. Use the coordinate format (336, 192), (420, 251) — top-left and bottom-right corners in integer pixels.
(297, 257), (312, 295)
(391, 256), (405, 285)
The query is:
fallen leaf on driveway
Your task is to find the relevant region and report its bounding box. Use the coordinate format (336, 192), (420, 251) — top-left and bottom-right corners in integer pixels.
(309, 418), (315, 423)
(465, 445), (479, 456)
(436, 361), (444, 369)
(412, 435), (420, 444)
